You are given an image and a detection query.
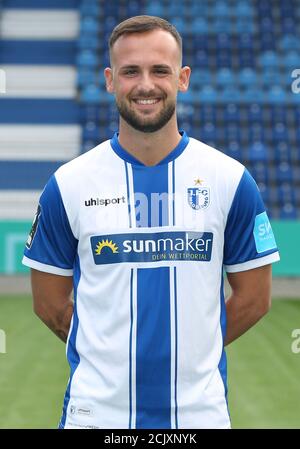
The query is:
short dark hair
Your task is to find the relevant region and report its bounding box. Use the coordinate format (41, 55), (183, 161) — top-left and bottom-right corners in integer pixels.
(109, 15), (182, 63)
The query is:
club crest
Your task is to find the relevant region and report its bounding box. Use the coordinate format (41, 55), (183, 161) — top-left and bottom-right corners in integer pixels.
(187, 187), (210, 210)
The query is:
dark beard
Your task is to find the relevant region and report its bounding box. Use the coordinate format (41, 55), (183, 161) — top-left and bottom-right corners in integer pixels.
(116, 99), (176, 133)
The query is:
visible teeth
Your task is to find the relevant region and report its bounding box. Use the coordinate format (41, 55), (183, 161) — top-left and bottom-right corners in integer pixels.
(135, 99), (158, 104)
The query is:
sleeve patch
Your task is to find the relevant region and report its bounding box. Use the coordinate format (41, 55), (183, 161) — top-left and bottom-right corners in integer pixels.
(25, 204), (41, 249)
(253, 212), (277, 253)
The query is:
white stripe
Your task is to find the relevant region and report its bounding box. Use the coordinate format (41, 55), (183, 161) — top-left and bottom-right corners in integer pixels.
(1, 10), (79, 40)
(22, 255), (73, 276)
(224, 252), (280, 273)
(0, 65), (77, 98)
(168, 162), (174, 226)
(130, 268), (137, 428)
(126, 163), (136, 228)
(169, 266), (176, 429)
(0, 190), (40, 220)
(0, 125), (81, 161)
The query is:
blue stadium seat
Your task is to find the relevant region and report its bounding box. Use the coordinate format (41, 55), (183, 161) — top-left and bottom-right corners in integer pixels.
(212, 2), (231, 17)
(276, 162), (293, 182)
(225, 123), (241, 142)
(225, 141), (243, 162)
(77, 68), (96, 87)
(80, 17), (100, 35)
(215, 68), (236, 87)
(241, 87), (265, 104)
(144, 2), (164, 16)
(272, 123), (289, 142)
(81, 84), (102, 103)
(248, 104), (263, 122)
(248, 124), (266, 142)
(77, 50), (98, 68)
(283, 51), (300, 69)
(190, 69), (212, 88)
(265, 86), (287, 104)
(223, 103), (241, 122)
(216, 49), (232, 68)
(194, 50), (209, 68)
(80, 3), (101, 16)
(199, 105), (217, 123)
(249, 162), (269, 184)
(235, 17), (256, 33)
(216, 33), (232, 50)
(279, 204), (298, 219)
(82, 121), (101, 141)
(281, 17), (296, 34)
(78, 35), (100, 50)
(200, 123), (218, 142)
(274, 142), (292, 162)
(279, 35), (300, 51)
(237, 68), (258, 87)
(260, 68), (281, 86)
(236, 2), (254, 18)
(247, 142), (268, 162)
(191, 18), (209, 35)
(238, 33), (254, 50)
(277, 183), (296, 206)
(219, 86), (241, 104)
(197, 86), (217, 104)
(259, 51), (279, 68)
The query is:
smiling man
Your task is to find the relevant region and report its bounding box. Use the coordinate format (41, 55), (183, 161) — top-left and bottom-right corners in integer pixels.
(23, 16), (280, 429)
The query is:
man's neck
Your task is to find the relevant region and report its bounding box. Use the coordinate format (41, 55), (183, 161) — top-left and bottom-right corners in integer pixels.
(118, 119), (182, 166)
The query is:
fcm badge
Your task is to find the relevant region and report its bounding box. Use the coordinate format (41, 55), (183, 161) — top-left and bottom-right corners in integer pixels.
(187, 187), (210, 210)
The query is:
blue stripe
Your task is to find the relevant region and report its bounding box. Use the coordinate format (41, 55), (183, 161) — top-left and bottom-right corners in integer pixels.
(59, 254), (81, 428)
(132, 164), (169, 227)
(128, 269), (133, 429)
(174, 267), (178, 429)
(172, 161), (176, 226)
(4, 0), (79, 8)
(0, 99), (80, 124)
(218, 275), (228, 401)
(136, 267), (171, 429)
(132, 160), (172, 428)
(0, 40), (76, 65)
(0, 161), (64, 190)
(124, 162), (132, 228)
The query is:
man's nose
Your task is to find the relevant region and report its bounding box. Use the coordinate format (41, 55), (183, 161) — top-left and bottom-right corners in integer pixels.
(137, 72), (156, 93)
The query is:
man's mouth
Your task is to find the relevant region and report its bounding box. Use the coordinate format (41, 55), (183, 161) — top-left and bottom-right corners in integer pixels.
(132, 98), (161, 105)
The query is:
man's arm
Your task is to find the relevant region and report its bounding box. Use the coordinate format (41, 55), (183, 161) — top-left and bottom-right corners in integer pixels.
(31, 268), (74, 343)
(225, 264), (272, 346)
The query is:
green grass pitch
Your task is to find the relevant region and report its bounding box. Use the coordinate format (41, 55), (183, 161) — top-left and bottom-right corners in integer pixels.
(0, 295), (300, 428)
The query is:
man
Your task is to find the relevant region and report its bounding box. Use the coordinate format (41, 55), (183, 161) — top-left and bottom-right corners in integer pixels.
(23, 16), (280, 429)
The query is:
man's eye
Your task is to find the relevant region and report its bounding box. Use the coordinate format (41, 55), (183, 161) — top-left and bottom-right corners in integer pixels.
(155, 70), (168, 74)
(124, 70), (137, 76)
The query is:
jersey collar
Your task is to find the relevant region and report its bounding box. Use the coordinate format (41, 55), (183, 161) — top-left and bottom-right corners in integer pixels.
(110, 130), (189, 166)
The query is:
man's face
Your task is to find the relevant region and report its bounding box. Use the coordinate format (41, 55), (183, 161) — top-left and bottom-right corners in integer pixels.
(105, 30), (190, 133)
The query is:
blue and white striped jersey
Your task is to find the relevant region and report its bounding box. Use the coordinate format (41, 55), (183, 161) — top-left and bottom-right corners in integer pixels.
(23, 132), (279, 429)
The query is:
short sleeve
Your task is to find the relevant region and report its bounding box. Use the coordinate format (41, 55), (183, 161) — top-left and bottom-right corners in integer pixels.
(22, 174), (78, 276)
(223, 169), (280, 273)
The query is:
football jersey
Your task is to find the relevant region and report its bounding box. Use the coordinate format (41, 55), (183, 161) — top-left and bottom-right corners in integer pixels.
(23, 131), (279, 429)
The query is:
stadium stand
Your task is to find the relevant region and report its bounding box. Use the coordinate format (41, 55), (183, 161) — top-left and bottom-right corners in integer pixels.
(0, 0), (299, 274)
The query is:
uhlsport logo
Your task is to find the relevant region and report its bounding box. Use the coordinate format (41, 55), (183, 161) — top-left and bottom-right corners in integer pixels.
(187, 187), (210, 210)
(91, 231), (213, 265)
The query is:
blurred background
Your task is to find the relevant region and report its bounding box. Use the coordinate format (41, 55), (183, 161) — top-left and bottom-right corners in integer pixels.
(0, 0), (300, 429)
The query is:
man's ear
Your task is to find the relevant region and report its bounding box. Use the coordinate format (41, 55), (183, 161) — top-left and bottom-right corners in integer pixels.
(178, 66), (191, 92)
(104, 67), (114, 93)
